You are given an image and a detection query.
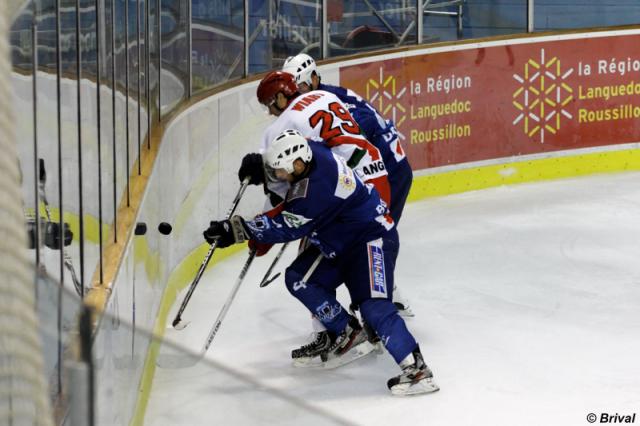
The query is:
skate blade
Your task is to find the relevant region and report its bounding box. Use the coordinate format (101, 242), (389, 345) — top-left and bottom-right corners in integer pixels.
(390, 378), (440, 396)
(397, 307), (415, 318)
(292, 341), (376, 370)
(292, 356), (323, 368)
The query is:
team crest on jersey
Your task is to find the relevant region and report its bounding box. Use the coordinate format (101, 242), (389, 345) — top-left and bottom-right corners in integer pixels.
(339, 174), (355, 192)
(367, 239), (387, 298)
(334, 156), (357, 199)
(245, 215), (271, 239)
(286, 178), (309, 202)
(282, 211), (312, 228)
(315, 301), (342, 322)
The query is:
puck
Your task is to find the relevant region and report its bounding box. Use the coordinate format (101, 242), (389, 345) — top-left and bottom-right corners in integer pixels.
(158, 222), (172, 235)
(134, 222), (147, 235)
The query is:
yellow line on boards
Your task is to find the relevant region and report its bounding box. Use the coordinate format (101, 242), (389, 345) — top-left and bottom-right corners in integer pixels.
(408, 148), (640, 202)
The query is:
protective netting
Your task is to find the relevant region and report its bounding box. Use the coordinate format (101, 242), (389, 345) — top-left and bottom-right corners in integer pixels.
(0, 1), (54, 424)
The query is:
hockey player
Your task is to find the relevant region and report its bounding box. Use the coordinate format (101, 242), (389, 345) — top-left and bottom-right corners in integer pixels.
(282, 54), (415, 316)
(203, 129), (439, 395)
(243, 70), (415, 357)
(242, 70), (391, 208)
(239, 71), (403, 362)
(282, 53), (413, 224)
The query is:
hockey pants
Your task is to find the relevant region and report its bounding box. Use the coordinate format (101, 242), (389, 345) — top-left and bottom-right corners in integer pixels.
(284, 228), (417, 363)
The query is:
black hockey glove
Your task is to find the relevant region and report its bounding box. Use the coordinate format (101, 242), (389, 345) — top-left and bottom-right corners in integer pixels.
(238, 153), (265, 185)
(203, 216), (249, 248)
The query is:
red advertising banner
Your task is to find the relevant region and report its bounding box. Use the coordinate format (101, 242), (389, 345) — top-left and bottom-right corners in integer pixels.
(340, 33), (640, 170)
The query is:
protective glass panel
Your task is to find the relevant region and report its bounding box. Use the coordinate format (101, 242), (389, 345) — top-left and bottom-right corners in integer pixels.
(36, 268), (350, 425)
(160, 0), (188, 114)
(248, 0), (321, 73)
(149, 0), (160, 123)
(10, 1), (39, 275)
(534, 1), (640, 31)
(421, 0), (466, 43)
(461, 1), (527, 39)
(191, 0), (245, 93)
(328, 0), (418, 57)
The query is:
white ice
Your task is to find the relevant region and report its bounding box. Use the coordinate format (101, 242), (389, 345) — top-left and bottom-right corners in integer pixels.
(146, 171), (640, 426)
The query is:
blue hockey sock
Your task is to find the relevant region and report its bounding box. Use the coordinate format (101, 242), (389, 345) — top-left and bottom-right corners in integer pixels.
(360, 298), (417, 363)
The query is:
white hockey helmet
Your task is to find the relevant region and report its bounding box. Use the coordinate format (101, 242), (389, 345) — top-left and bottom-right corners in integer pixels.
(282, 53), (317, 87)
(265, 129), (312, 180)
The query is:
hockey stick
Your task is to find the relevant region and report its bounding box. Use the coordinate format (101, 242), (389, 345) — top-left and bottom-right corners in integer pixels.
(157, 249), (257, 369)
(38, 159), (83, 296)
(171, 178), (250, 330)
(258, 242), (290, 287)
(302, 252), (323, 284)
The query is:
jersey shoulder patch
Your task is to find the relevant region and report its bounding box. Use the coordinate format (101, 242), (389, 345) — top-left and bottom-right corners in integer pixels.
(333, 155), (357, 199)
(286, 178), (309, 202)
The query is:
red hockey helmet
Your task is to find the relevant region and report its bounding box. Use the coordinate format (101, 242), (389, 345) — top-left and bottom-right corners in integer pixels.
(256, 71), (299, 106)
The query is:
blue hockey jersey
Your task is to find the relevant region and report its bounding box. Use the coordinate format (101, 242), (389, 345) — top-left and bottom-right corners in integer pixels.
(244, 142), (394, 258)
(318, 83), (408, 166)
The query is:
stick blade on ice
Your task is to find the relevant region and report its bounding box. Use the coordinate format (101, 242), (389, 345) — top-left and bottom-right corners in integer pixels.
(171, 318), (190, 330)
(167, 289), (192, 330)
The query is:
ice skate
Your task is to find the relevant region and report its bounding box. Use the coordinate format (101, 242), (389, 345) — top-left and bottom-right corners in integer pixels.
(293, 317), (375, 369)
(291, 331), (331, 367)
(319, 317), (374, 369)
(387, 346), (439, 396)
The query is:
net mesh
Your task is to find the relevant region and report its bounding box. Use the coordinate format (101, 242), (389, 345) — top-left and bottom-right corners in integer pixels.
(0, 1), (53, 423)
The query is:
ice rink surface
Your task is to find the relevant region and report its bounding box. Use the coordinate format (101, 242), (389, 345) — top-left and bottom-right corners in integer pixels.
(147, 172), (640, 426)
